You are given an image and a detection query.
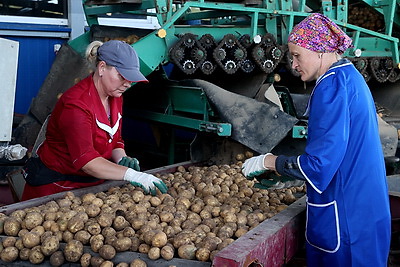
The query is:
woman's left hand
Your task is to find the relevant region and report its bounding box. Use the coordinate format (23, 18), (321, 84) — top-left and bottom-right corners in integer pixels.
(118, 156), (140, 171)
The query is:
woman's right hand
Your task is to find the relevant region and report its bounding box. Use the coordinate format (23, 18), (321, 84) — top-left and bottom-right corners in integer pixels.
(123, 168), (168, 195)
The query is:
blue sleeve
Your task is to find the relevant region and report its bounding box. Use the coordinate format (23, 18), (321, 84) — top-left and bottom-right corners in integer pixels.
(275, 155), (306, 180)
(298, 74), (350, 193)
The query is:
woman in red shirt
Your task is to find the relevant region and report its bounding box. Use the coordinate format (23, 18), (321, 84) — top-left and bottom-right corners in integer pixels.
(21, 40), (167, 200)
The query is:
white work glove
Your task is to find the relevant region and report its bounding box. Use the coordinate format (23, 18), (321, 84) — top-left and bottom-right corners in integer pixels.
(242, 153), (272, 179)
(123, 168), (168, 195)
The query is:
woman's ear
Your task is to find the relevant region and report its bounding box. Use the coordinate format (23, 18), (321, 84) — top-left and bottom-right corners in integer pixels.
(98, 61), (106, 73)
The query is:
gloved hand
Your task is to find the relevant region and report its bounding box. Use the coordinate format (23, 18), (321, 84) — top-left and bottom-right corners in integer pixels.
(118, 156), (140, 171)
(123, 168), (168, 195)
(254, 173), (304, 190)
(242, 153), (272, 179)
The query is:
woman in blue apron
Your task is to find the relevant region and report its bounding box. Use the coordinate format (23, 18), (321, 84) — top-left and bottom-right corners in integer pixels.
(242, 13), (391, 266)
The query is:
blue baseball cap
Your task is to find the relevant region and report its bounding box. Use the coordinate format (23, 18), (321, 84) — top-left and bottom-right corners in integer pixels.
(98, 40), (148, 83)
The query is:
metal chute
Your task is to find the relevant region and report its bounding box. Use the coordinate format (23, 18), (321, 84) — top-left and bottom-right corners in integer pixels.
(183, 79), (298, 154)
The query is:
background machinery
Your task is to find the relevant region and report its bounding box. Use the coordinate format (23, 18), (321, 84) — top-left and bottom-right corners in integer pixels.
(13, 0), (400, 170)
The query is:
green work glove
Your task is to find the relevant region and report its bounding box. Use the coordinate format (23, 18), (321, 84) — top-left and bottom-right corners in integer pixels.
(118, 156), (140, 171)
(123, 168), (168, 195)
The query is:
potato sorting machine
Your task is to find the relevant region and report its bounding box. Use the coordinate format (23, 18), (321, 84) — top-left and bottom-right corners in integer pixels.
(13, 0), (400, 168)
(1, 161), (307, 266)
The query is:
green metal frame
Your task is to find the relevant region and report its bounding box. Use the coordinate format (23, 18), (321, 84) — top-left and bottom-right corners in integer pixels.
(131, 85), (231, 137)
(81, 0), (400, 66)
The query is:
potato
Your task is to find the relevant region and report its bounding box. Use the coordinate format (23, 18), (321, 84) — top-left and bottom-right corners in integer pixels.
(0, 246), (18, 262)
(138, 243), (150, 254)
(31, 225), (45, 236)
(10, 210), (26, 221)
(105, 235), (117, 246)
(90, 234), (104, 252)
(91, 256), (105, 267)
(130, 258), (147, 267)
(41, 235), (60, 256)
(18, 229), (29, 237)
(160, 245), (174, 260)
(235, 227), (248, 238)
(87, 222), (102, 235)
(130, 236), (141, 252)
(98, 213), (114, 228)
(113, 215), (129, 231)
(152, 231), (168, 248)
(100, 260), (114, 267)
(149, 196), (161, 207)
(22, 231), (41, 248)
(40, 231), (53, 243)
(19, 247), (30, 261)
(82, 192), (96, 204)
(29, 248), (45, 264)
(57, 219), (68, 232)
(80, 252), (92, 267)
(122, 226), (135, 237)
(86, 204), (101, 218)
(67, 212), (88, 233)
(159, 211), (174, 223)
(99, 244), (116, 260)
(172, 232), (194, 248)
(0, 215), (7, 235)
(24, 212), (43, 230)
(14, 239), (24, 250)
(62, 230), (74, 243)
(64, 240), (84, 262)
(47, 251), (64, 266)
(235, 153), (245, 161)
(178, 244), (197, 260)
(244, 151), (254, 158)
(2, 236), (16, 247)
(116, 263), (129, 267)
(199, 236), (221, 251)
(4, 217), (21, 236)
(148, 247), (160, 260)
(74, 230), (91, 245)
(102, 226), (117, 237)
(113, 236), (132, 252)
(195, 247), (210, 261)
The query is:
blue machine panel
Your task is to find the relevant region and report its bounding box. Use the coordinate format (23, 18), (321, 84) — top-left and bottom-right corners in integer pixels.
(0, 23), (70, 115)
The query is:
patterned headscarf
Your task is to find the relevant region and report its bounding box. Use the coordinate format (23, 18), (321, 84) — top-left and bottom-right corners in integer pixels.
(288, 13), (352, 54)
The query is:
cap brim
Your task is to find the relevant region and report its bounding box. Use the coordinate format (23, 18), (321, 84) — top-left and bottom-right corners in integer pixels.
(117, 67), (149, 83)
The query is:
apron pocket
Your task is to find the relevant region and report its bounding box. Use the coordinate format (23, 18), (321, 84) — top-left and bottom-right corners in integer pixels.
(306, 200), (340, 253)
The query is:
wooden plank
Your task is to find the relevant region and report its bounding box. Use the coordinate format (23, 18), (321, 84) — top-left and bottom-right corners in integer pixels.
(213, 196), (306, 267)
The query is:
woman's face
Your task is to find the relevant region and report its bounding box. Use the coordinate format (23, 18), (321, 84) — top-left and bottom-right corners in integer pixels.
(288, 43), (321, 82)
(99, 63), (132, 97)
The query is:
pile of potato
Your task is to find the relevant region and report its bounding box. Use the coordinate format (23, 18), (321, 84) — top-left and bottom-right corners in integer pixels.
(348, 5), (384, 32)
(0, 160), (305, 266)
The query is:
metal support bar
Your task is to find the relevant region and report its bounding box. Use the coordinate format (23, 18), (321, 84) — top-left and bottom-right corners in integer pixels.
(129, 110), (232, 136)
